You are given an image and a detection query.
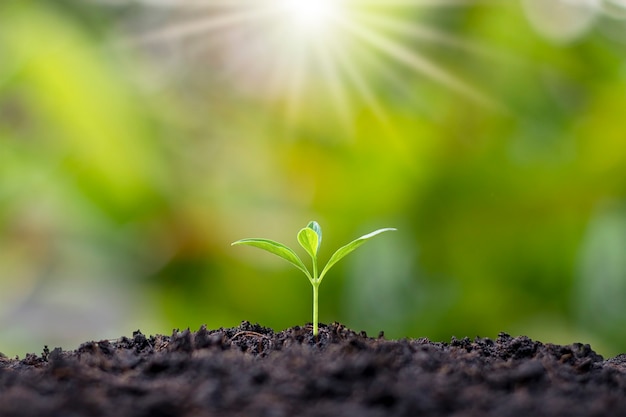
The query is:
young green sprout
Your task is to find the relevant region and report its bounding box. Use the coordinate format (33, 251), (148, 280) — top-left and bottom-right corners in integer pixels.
(231, 221), (396, 336)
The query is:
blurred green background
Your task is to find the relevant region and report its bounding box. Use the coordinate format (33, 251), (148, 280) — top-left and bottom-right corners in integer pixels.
(2, 0), (626, 358)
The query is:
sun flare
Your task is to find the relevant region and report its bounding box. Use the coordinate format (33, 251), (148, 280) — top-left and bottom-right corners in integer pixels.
(280, 0), (341, 33)
(131, 0), (495, 131)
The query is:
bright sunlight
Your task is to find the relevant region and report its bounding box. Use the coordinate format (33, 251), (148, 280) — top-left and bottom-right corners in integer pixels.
(131, 0), (495, 129)
(280, 0), (342, 33)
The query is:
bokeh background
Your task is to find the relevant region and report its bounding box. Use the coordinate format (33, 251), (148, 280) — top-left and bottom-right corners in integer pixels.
(2, 0), (626, 358)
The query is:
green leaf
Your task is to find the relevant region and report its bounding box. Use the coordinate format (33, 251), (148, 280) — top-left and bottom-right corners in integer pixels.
(231, 238), (311, 279)
(306, 220), (322, 252)
(318, 228), (396, 282)
(298, 226), (319, 260)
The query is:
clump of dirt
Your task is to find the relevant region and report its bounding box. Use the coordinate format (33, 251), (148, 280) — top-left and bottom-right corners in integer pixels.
(1, 321), (625, 417)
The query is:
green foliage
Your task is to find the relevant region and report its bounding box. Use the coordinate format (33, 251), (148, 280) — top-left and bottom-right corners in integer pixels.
(232, 221), (395, 336)
(230, 238), (310, 278)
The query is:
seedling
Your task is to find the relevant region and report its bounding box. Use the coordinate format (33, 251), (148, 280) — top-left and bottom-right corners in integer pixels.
(232, 221), (396, 336)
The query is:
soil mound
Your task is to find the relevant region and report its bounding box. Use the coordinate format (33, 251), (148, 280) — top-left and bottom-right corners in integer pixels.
(1, 321), (625, 417)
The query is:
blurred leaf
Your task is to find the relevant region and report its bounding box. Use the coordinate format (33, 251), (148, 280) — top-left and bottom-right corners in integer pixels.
(1, 2), (167, 220)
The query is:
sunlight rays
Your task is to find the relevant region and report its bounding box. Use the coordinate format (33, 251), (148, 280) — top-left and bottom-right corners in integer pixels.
(333, 12), (499, 110)
(130, 7), (273, 44)
(129, 0), (499, 131)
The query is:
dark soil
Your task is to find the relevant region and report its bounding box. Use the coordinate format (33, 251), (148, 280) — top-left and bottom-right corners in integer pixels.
(1, 321), (626, 417)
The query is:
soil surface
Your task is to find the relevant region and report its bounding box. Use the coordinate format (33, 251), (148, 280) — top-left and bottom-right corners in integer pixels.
(1, 321), (626, 417)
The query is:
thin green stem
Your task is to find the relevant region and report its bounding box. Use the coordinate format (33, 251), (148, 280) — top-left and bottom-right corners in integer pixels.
(312, 256), (318, 284)
(312, 282), (319, 337)
(311, 255), (319, 337)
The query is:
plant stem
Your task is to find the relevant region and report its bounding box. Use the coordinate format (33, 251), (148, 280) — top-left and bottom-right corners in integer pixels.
(312, 282), (319, 337)
(312, 255), (319, 337)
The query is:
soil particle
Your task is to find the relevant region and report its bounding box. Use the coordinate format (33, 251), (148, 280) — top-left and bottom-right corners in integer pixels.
(1, 321), (625, 417)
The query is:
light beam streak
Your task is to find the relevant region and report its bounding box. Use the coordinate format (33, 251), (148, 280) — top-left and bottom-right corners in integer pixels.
(127, 0), (501, 132)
